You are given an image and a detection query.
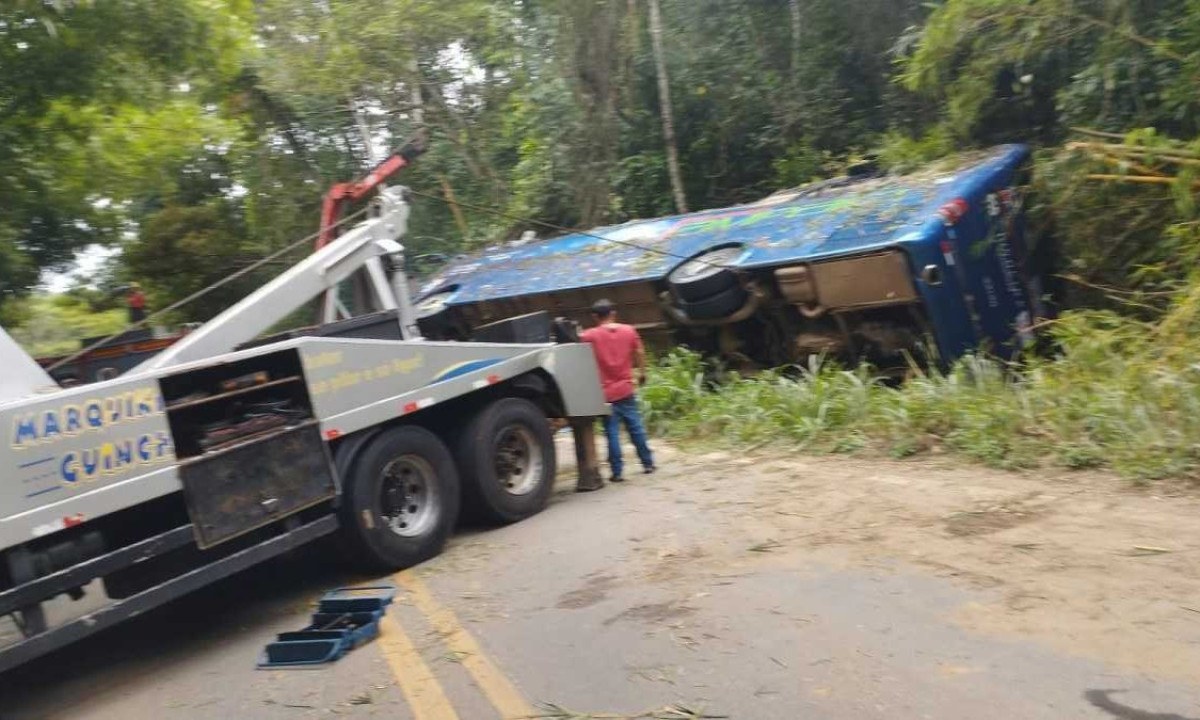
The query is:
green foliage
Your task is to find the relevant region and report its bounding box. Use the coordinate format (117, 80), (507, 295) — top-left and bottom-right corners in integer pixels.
(6, 294), (126, 358)
(1035, 133), (1200, 305)
(771, 144), (832, 189)
(899, 0), (1200, 142)
(645, 294), (1200, 482)
(876, 127), (958, 173)
(616, 0), (927, 214)
(0, 0), (256, 311)
(122, 201), (257, 322)
(0, 0), (935, 321)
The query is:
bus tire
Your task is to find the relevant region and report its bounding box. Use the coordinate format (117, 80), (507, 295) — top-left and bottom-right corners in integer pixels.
(456, 397), (556, 525)
(338, 425), (460, 571)
(678, 284), (748, 320)
(667, 246), (744, 302)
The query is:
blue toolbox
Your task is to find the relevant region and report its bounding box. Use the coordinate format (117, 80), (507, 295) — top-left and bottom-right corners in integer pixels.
(258, 584), (396, 668)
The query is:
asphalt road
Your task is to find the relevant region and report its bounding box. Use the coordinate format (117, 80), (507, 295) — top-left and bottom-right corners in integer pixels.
(1, 440), (1197, 719)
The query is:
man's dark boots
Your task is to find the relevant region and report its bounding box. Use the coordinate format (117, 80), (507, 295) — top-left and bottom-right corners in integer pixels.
(576, 469), (605, 492)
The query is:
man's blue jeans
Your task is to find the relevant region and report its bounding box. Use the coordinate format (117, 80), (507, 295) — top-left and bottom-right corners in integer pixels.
(604, 395), (654, 478)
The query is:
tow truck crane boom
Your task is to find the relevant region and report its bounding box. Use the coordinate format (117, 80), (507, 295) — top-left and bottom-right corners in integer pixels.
(317, 138), (424, 250)
(136, 187), (420, 373)
(315, 135), (426, 324)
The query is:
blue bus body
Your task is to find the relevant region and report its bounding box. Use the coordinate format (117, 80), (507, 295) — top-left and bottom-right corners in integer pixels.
(414, 145), (1042, 369)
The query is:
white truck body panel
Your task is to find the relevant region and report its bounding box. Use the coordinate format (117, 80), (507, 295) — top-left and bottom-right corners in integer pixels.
(0, 336), (605, 551)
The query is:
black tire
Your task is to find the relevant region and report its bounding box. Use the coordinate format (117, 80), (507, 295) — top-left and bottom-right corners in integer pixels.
(338, 425), (461, 572)
(678, 283), (749, 321)
(668, 246), (744, 302)
(455, 397), (556, 525)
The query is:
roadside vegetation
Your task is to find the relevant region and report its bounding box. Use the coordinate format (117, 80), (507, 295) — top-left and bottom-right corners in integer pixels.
(5, 293), (126, 358)
(644, 290), (1200, 482)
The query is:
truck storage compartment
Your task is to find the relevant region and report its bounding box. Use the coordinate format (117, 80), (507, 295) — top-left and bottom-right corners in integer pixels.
(180, 423), (334, 548)
(160, 349), (336, 548)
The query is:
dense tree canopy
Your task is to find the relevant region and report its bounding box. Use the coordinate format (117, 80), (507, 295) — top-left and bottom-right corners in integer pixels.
(2, 0), (1199, 343)
(0, 0), (257, 331)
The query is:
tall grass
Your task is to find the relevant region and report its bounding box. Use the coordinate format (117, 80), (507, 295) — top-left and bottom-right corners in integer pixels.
(641, 301), (1200, 482)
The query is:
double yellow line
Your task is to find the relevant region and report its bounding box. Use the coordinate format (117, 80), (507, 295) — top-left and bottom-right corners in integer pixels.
(378, 571), (535, 720)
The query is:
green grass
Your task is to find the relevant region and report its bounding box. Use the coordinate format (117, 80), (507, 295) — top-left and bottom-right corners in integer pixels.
(641, 297), (1200, 482)
(7, 294), (128, 358)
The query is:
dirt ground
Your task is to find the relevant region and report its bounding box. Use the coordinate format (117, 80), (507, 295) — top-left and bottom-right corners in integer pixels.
(647, 441), (1200, 682)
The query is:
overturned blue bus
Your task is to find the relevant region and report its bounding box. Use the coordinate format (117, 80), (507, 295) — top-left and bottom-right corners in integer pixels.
(413, 145), (1046, 370)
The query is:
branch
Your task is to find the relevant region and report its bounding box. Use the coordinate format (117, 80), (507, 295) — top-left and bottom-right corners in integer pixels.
(1085, 174), (1200, 189)
(1056, 274), (1172, 314)
(1069, 127), (1129, 140)
(1066, 11), (1188, 63)
(1094, 155), (1168, 178)
(1067, 141), (1200, 164)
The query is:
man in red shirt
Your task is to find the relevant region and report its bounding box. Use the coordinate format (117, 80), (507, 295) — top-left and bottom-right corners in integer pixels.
(126, 282), (146, 323)
(580, 299), (656, 483)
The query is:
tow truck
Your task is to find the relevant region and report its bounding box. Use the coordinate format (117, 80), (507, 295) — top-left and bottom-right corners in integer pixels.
(0, 178), (608, 672)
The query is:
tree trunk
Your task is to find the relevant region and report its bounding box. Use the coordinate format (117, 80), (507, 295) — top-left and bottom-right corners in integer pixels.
(408, 56), (425, 128)
(789, 0), (803, 75)
(439, 175), (470, 239)
(566, 0), (622, 227)
(647, 0), (689, 214)
(621, 0), (641, 104)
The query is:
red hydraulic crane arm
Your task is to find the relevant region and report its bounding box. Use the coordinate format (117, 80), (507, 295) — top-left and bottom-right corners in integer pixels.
(317, 136), (426, 249)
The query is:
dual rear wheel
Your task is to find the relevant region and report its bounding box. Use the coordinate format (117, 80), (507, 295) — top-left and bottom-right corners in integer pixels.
(337, 397), (556, 571)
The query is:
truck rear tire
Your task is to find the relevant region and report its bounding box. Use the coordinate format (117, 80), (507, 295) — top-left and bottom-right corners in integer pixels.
(456, 397), (556, 524)
(339, 426), (461, 571)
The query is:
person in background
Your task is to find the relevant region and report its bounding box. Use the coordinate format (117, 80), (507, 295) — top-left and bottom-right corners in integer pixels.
(580, 299), (656, 483)
(126, 282), (146, 324)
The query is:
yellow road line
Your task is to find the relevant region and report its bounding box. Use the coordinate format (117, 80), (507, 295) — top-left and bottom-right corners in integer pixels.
(396, 570), (537, 720)
(377, 612), (461, 720)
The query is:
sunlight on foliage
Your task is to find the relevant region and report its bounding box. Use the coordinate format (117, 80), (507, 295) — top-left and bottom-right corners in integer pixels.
(7, 294), (126, 358)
